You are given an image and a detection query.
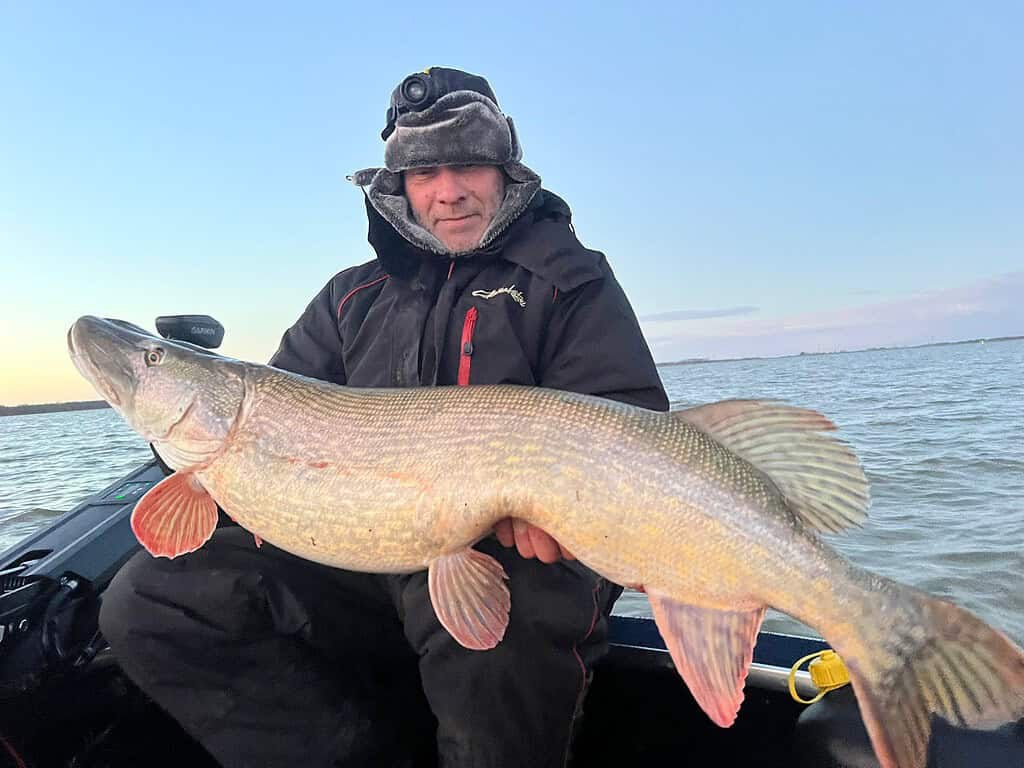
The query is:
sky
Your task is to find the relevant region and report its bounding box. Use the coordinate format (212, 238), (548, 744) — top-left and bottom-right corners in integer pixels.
(1, 2), (1021, 405)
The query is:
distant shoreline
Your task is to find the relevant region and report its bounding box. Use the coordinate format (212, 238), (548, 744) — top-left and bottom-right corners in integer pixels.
(657, 334), (1024, 368)
(0, 401), (111, 417)
(3, 334), (1020, 414)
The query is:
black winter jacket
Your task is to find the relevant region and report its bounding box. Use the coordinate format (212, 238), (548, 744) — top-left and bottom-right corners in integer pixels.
(271, 190), (668, 413)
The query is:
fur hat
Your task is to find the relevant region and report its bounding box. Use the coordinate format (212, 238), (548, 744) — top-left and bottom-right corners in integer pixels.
(351, 69), (541, 256)
(383, 90), (521, 172)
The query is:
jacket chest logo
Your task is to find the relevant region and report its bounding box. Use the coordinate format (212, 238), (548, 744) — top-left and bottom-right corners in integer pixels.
(471, 284), (527, 308)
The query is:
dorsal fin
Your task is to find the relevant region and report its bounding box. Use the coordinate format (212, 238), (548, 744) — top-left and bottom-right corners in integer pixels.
(675, 400), (869, 533)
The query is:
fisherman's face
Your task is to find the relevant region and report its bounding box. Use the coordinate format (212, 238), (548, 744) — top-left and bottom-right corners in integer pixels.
(404, 165), (505, 253)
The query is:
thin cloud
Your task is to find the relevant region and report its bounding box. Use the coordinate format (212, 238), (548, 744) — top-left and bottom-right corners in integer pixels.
(640, 306), (759, 322)
(646, 272), (1024, 362)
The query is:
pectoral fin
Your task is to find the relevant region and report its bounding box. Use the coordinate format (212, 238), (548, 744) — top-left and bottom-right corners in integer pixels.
(428, 548), (510, 651)
(648, 591), (766, 727)
(131, 472), (218, 558)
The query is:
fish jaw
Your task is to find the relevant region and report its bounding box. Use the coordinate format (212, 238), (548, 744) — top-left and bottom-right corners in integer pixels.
(68, 316), (137, 412)
(68, 315), (247, 470)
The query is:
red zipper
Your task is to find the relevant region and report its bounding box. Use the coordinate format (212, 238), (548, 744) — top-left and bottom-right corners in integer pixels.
(457, 307), (478, 386)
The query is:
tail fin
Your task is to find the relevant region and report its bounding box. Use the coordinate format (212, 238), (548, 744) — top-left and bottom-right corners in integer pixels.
(833, 585), (1024, 768)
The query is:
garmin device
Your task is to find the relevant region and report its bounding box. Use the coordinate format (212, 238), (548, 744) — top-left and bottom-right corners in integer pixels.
(155, 315), (224, 349)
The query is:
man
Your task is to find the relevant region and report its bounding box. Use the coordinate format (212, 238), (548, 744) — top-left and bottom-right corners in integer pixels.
(100, 67), (668, 767)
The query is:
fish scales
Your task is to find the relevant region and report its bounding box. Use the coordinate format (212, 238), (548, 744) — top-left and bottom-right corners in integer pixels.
(200, 367), (838, 621)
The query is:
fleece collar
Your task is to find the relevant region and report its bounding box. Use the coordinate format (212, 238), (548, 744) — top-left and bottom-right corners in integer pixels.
(350, 162), (541, 256)
(360, 187), (605, 293)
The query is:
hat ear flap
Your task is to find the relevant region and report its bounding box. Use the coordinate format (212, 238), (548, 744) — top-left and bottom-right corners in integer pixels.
(349, 168), (379, 187)
(507, 116), (523, 163)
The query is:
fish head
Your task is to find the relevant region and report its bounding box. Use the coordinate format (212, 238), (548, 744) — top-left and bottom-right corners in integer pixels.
(68, 315), (245, 469)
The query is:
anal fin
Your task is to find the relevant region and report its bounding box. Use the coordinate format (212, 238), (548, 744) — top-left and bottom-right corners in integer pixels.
(131, 472), (218, 558)
(428, 548), (510, 651)
(648, 591), (765, 727)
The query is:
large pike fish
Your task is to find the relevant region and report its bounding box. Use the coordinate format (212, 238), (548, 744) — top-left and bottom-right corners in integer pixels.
(68, 315), (1024, 768)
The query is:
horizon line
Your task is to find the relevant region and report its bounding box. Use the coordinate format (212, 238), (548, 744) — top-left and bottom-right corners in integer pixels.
(4, 333), (1021, 411)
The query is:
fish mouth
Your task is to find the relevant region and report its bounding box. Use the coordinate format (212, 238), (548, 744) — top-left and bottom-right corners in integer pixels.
(67, 316), (151, 409)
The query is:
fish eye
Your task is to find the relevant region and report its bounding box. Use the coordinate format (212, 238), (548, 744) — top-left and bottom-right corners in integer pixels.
(145, 348), (165, 366)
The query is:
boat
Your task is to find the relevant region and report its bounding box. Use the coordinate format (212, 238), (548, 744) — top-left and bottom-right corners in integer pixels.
(1, 317), (1021, 767)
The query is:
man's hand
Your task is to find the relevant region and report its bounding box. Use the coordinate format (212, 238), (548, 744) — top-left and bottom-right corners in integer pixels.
(494, 518), (575, 564)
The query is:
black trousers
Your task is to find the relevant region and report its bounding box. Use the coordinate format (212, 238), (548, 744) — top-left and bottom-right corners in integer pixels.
(99, 527), (620, 768)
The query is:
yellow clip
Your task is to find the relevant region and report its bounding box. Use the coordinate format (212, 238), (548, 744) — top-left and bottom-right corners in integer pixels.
(788, 649), (850, 704)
